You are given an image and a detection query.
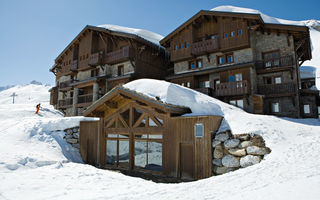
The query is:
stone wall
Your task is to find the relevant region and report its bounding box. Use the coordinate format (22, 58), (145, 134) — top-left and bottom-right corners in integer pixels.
(63, 126), (80, 150)
(174, 48), (253, 74)
(212, 130), (271, 175)
(104, 61), (134, 78)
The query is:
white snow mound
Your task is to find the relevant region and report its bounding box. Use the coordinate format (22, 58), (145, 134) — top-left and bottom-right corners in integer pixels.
(97, 24), (164, 46)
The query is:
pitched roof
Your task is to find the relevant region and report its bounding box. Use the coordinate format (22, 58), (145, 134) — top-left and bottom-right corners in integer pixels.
(83, 85), (191, 117)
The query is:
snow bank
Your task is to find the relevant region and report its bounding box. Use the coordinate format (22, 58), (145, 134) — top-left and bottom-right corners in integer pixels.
(97, 24), (164, 46)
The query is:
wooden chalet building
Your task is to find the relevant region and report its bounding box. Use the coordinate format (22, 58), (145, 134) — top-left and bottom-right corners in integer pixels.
(50, 25), (169, 116)
(160, 10), (319, 118)
(80, 86), (222, 180)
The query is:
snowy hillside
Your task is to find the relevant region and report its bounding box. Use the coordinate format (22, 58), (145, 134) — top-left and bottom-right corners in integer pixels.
(0, 79), (320, 200)
(212, 5), (320, 89)
(0, 83), (51, 105)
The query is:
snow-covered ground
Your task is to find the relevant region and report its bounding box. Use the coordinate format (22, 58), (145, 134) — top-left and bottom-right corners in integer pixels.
(0, 80), (320, 200)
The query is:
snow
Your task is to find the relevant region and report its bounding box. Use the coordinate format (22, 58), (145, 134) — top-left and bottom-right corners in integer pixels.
(1, 80), (320, 199)
(97, 24), (164, 46)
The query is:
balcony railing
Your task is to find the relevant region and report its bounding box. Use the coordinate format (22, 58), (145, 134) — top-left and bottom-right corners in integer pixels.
(171, 47), (192, 62)
(58, 98), (73, 108)
(78, 94), (93, 104)
(104, 46), (132, 65)
(257, 82), (296, 95)
(191, 38), (219, 55)
(215, 80), (250, 96)
(89, 52), (102, 66)
(71, 60), (78, 71)
(59, 80), (72, 89)
(255, 55), (293, 71)
(194, 87), (214, 96)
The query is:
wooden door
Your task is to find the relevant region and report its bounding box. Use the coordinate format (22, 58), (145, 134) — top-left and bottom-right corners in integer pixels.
(253, 95), (264, 114)
(180, 143), (194, 179)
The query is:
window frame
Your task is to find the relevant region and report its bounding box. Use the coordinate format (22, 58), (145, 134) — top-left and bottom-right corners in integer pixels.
(117, 65), (124, 76)
(303, 104), (310, 114)
(194, 123), (204, 138)
(189, 59), (203, 70)
(271, 102), (280, 113)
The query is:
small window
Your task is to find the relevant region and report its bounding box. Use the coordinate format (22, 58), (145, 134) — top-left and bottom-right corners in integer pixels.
(235, 73), (242, 81)
(205, 81), (210, 88)
(190, 62), (196, 69)
(227, 54), (233, 63)
(218, 56), (225, 65)
(194, 123), (204, 138)
(181, 43), (184, 49)
(186, 43), (190, 48)
(272, 102), (280, 113)
(224, 33), (228, 38)
(118, 65), (124, 76)
(211, 35), (217, 39)
(238, 29), (242, 35)
(304, 105), (310, 114)
(231, 31), (235, 37)
(237, 99), (244, 108)
(186, 82), (190, 88)
(197, 60), (203, 68)
(230, 100), (236, 105)
(175, 45), (179, 50)
(275, 77), (282, 84)
(181, 83), (185, 87)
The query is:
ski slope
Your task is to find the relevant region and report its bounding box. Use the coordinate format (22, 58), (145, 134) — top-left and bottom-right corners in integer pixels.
(0, 80), (319, 200)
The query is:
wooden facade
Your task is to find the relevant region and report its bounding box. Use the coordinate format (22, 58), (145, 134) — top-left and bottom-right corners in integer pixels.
(80, 86), (223, 180)
(50, 25), (170, 116)
(160, 10), (317, 118)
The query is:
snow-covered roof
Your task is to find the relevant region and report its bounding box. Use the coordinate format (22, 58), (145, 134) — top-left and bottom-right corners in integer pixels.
(300, 66), (316, 79)
(97, 24), (163, 46)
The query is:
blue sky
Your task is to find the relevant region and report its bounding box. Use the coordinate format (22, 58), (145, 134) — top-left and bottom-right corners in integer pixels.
(0, 0), (319, 86)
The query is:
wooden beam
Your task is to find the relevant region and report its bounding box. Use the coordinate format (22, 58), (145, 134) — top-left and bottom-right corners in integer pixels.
(104, 101), (118, 109)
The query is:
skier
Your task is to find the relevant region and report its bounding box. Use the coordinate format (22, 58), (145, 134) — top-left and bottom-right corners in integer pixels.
(35, 103), (41, 114)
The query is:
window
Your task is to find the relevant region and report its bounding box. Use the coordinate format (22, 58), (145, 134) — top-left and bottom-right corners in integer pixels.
(91, 68), (99, 77)
(224, 33), (228, 38)
(189, 59), (202, 69)
(186, 82), (190, 87)
(235, 73), (242, 81)
(229, 75), (235, 82)
(227, 54), (233, 63)
(238, 29), (242, 35)
(186, 42), (190, 48)
(181, 83), (184, 87)
(218, 56), (225, 65)
(214, 79), (220, 89)
(263, 51), (280, 68)
(229, 99), (244, 109)
(194, 123), (204, 138)
(118, 65), (124, 76)
(231, 31), (235, 37)
(304, 105), (310, 114)
(175, 45), (179, 50)
(271, 102), (280, 113)
(211, 35), (217, 39)
(275, 77), (282, 84)
(181, 43), (184, 49)
(205, 81), (210, 88)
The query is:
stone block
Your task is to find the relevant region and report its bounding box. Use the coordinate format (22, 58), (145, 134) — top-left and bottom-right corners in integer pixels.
(239, 141), (253, 148)
(215, 133), (229, 142)
(213, 144), (224, 159)
(246, 146), (269, 156)
(66, 138), (78, 144)
(224, 139), (240, 149)
(228, 148), (246, 157)
(240, 155), (261, 168)
(222, 155), (240, 168)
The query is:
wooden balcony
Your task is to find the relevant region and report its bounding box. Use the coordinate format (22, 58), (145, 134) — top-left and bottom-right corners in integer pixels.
(89, 52), (102, 66)
(58, 98), (73, 108)
(191, 38), (219, 55)
(104, 46), (132, 65)
(78, 94), (93, 105)
(194, 87), (214, 96)
(215, 80), (250, 96)
(59, 80), (72, 90)
(71, 60), (78, 71)
(255, 55), (294, 72)
(170, 47), (192, 62)
(258, 82), (296, 96)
